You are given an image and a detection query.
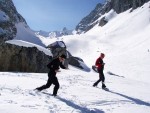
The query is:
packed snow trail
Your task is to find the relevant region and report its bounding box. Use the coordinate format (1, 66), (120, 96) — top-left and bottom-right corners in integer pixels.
(0, 67), (150, 113)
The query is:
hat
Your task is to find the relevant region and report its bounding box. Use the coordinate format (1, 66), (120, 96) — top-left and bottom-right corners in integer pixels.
(100, 53), (105, 57)
(60, 54), (66, 59)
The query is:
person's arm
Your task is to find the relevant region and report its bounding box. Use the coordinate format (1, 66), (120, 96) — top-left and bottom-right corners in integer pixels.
(47, 61), (52, 69)
(59, 63), (66, 69)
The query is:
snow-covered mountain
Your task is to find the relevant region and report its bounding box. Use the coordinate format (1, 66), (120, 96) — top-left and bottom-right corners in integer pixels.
(0, 0), (51, 72)
(0, 0), (26, 42)
(35, 27), (73, 38)
(0, 0), (150, 113)
(75, 0), (150, 34)
(14, 22), (46, 47)
(0, 0), (45, 46)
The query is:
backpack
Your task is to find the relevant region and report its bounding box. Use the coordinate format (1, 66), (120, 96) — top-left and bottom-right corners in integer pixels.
(47, 41), (70, 68)
(47, 41), (67, 59)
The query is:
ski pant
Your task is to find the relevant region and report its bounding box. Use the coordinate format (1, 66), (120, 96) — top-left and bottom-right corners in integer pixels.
(93, 69), (105, 86)
(36, 70), (60, 95)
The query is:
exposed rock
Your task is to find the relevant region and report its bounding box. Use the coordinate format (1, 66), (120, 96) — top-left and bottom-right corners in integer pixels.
(110, 0), (149, 13)
(0, 0), (52, 73)
(132, 0), (150, 9)
(99, 17), (108, 27)
(75, 0), (150, 34)
(75, 3), (103, 34)
(0, 0), (26, 43)
(0, 43), (51, 72)
(47, 41), (90, 72)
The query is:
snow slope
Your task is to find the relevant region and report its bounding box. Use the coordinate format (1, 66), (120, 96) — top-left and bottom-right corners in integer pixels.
(1, 1), (150, 113)
(6, 39), (52, 56)
(14, 22), (46, 47)
(0, 67), (150, 113)
(62, 2), (150, 83)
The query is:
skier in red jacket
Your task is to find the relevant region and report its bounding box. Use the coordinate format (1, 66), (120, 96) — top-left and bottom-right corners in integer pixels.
(93, 53), (107, 89)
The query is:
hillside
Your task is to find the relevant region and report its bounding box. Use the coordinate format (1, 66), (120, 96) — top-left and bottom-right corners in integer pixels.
(0, 1), (150, 113)
(62, 2), (150, 83)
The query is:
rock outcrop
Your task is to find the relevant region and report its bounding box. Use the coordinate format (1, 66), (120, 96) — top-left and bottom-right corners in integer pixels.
(0, 0), (51, 73)
(0, 43), (51, 72)
(0, 0), (26, 43)
(75, 0), (150, 34)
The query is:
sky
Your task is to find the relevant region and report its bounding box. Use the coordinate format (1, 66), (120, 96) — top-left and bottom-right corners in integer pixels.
(1, 1), (150, 113)
(12, 0), (105, 32)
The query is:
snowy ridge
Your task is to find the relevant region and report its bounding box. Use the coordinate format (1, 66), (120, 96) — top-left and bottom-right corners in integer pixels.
(35, 28), (73, 38)
(1, 1), (150, 113)
(14, 23), (46, 47)
(6, 40), (52, 56)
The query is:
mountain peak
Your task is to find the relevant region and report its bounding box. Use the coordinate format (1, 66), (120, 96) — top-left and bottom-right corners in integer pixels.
(75, 0), (149, 34)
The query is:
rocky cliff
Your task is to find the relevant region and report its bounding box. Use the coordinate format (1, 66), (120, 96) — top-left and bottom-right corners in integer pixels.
(0, 0), (51, 73)
(0, 0), (26, 43)
(75, 0), (150, 34)
(0, 43), (51, 72)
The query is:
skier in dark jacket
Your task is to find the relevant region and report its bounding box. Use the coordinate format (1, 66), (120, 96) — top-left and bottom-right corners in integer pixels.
(93, 53), (107, 89)
(36, 54), (67, 96)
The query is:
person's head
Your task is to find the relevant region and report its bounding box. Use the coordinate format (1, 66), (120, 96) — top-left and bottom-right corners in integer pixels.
(100, 53), (105, 59)
(59, 54), (66, 62)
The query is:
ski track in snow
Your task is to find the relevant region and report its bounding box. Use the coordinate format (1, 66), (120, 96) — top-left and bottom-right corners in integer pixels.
(0, 70), (150, 113)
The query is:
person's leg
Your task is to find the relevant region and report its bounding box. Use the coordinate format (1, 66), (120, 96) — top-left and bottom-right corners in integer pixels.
(93, 72), (102, 87)
(36, 71), (52, 91)
(52, 77), (60, 96)
(101, 71), (105, 83)
(100, 71), (106, 88)
(36, 77), (52, 91)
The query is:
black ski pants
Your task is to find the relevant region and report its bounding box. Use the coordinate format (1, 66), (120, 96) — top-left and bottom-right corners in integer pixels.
(93, 69), (105, 86)
(36, 70), (60, 95)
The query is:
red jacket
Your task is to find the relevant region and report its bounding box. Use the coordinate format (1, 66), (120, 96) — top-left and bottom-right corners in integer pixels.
(95, 57), (104, 70)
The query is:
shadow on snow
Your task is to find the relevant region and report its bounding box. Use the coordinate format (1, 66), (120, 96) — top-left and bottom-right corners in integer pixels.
(57, 96), (104, 113)
(42, 92), (104, 113)
(107, 90), (150, 107)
